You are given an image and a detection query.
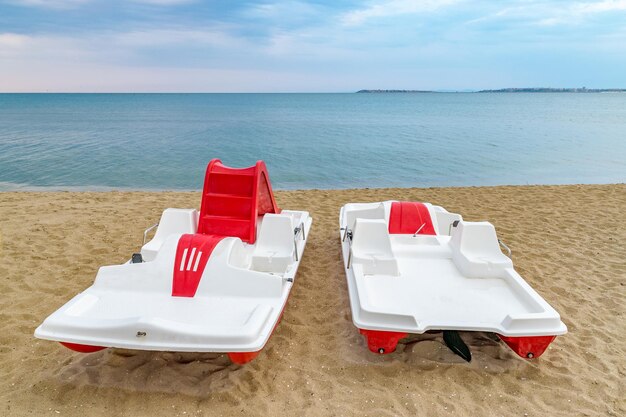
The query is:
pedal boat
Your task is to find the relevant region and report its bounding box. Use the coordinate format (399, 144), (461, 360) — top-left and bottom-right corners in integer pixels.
(339, 201), (566, 360)
(35, 159), (312, 364)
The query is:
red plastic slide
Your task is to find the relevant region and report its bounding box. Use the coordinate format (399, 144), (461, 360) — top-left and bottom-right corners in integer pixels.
(197, 159), (280, 244)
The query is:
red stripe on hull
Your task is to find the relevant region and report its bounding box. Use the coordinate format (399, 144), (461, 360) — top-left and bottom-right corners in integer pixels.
(60, 342), (106, 353)
(172, 234), (225, 297)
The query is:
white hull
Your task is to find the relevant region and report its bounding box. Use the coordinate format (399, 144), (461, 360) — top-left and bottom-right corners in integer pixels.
(339, 201), (566, 357)
(36, 209), (311, 353)
(35, 159), (311, 362)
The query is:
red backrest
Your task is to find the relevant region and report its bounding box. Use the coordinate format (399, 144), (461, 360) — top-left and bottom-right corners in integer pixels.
(388, 201), (436, 235)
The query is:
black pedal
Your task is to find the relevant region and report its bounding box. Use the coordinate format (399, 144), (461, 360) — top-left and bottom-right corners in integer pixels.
(131, 253), (143, 264)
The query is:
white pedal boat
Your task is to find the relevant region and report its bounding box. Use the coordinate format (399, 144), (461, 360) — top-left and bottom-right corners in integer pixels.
(340, 201), (566, 360)
(35, 159), (312, 364)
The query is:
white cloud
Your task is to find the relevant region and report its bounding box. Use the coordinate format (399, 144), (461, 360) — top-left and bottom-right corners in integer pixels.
(0, 61), (356, 92)
(0, 33), (29, 47)
(0, 28), (247, 60)
(6, 0), (90, 9)
(341, 0), (461, 26)
(575, 0), (626, 13)
(114, 28), (245, 48)
(468, 1), (626, 28)
(130, 0), (196, 5)
(1, 1), (625, 91)
(244, 1), (319, 18)
(5, 0), (195, 8)
(538, 0), (626, 25)
(0, 32), (99, 61)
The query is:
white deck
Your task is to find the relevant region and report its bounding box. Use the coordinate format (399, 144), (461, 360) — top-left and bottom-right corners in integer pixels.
(340, 202), (566, 337)
(35, 209), (312, 352)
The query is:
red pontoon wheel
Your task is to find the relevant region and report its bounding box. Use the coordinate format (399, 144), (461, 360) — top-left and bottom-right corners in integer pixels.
(227, 351), (260, 364)
(498, 335), (556, 359)
(359, 329), (407, 354)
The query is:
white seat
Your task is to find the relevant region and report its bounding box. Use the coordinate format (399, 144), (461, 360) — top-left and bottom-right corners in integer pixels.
(250, 214), (294, 274)
(450, 221), (513, 278)
(433, 206), (463, 236)
(141, 209), (199, 261)
(345, 202), (386, 231)
(351, 218), (399, 276)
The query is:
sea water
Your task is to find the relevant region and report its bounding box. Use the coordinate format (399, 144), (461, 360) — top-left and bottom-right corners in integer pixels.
(0, 93), (624, 190)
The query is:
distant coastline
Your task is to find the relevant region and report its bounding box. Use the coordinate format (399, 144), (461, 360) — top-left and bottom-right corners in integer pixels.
(357, 88), (626, 93)
(477, 88), (626, 93)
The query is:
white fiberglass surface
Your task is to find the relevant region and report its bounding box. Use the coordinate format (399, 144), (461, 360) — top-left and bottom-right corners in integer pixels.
(341, 202), (566, 336)
(63, 290), (276, 328)
(358, 258), (538, 326)
(35, 209), (312, 351)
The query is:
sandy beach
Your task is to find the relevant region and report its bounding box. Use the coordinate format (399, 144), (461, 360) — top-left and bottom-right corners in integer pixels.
(0, 184), (624, 416)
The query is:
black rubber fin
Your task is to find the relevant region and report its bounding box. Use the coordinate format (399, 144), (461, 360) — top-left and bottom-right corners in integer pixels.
(443, 330), (472, 362)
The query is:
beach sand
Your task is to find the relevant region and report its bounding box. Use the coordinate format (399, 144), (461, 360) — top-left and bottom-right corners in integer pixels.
(0, 184), (624, 416)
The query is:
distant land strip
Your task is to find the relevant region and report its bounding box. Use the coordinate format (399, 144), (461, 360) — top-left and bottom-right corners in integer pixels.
(477, 88), (626, 93)
(357, 88), (626, 93)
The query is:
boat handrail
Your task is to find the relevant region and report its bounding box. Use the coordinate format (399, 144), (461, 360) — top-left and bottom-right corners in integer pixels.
(498, 239), (512, 258)
(143, 222), (159, 245)
(293, 221), (306, 261)
(413, 222), (426, 237)
(340, 227), (354, 268)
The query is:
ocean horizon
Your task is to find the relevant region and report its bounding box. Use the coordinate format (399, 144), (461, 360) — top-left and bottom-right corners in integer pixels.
(1, 92), (624, 191)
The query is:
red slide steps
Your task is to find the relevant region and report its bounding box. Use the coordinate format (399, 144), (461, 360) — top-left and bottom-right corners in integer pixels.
(197, 159), (280, 244)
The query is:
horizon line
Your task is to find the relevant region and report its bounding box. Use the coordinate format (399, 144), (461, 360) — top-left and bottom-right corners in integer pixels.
(2, 86), (626, 94)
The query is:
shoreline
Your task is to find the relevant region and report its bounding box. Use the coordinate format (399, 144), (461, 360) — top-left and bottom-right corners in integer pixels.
(1, 181), (624, 193)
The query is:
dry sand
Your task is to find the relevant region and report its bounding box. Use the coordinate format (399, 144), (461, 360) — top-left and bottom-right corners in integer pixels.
(0, 184), (624, 416)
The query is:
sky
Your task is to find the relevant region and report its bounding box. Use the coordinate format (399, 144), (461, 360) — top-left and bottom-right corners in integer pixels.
(0, 0), (625, 92)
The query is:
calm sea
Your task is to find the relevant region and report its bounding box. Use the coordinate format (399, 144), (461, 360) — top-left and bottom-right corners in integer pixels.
(0, 93), (624, 191)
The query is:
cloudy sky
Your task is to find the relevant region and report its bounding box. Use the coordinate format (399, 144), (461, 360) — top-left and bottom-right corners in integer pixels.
(1, 0), (625, 92)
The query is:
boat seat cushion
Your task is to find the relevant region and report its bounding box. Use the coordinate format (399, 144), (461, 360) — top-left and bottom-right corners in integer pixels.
(388, 202), (436, 235)
(351, 218), (399, 276)
(251, 213), (294, 274)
